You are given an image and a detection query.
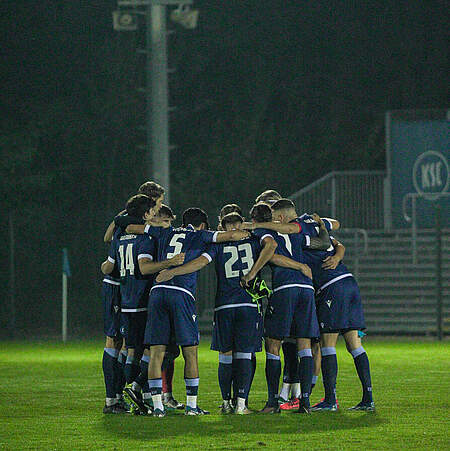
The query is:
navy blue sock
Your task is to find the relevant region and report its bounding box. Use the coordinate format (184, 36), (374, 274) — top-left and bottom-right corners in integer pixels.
(124, 355), (139, 384)
(246, 354), (257, 405)
(282, 341), (298, 384)
(135, 355), (150, 391)
(265, 352), (281, 406)
(115, 350), (127, 396)
(321, 347), (337, 404)
(298, 349), (313, 408)
(103, 348), (119, 399)
(231, 358), (237, 402)
(218, 354), (233, 400)
(234, 353), (252, 400)
(351, 347), (373, 403)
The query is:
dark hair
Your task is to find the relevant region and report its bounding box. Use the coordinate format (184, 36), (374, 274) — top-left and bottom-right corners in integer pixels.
(126, 194), (156, 218)
(219, 203), (242, 219)
(255, 189), (282, 204)
(182, 207), (210, 229)
(250, 203), (272, 222)
(221, 212), (244, 229)
(138, 181), (165, 200)
(157, 204), (175, 219)
(271, 198), (296, 211)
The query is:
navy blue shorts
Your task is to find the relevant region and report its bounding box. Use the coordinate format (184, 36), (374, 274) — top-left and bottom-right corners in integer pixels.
(101, 281), (121, 337)
(211, 305), (263, 353)
(145, 287), (199, 346)
(264, 287), (319, 340)
(316, 276), (366, 333)
(120, 311), (147, 348)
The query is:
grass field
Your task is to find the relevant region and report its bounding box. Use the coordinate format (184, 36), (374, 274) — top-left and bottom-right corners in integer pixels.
(0, 339), (449, 450)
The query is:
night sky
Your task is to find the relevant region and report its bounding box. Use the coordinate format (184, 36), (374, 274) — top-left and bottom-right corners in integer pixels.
(1, 1), (448, 336)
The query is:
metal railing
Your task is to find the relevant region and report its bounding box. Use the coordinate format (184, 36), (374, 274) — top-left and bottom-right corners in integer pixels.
(289, 171), (386, 229)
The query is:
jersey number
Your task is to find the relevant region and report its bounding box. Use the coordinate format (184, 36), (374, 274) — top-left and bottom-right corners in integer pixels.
(223, 243), (254, 278)
(277, 233), (292, 255)
(118, 243), (135, 276)
(167, 233), (186, 259)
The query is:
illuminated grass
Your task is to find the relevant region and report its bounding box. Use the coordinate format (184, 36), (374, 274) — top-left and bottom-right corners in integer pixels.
(0, 340), (449, 450)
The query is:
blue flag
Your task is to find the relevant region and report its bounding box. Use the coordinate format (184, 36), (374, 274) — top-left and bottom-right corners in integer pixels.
(62, 248), (71, 277)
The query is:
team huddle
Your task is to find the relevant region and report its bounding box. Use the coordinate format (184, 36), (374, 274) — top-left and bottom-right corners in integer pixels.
(100, 182), (374, 417)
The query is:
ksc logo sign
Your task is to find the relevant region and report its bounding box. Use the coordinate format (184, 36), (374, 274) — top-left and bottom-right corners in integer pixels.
(413, 151), (449, 200)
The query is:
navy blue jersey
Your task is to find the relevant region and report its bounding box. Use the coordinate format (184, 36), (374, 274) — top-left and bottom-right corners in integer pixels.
(253, 226), (313, 289)
(203, 236), (262, 308)
(144, 224), (218, 296)
(298, 213), (351, 290)
(109, 231), (155, 311)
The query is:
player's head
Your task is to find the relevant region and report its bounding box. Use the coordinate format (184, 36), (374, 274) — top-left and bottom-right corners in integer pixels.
(249, 203), (273, 223)
(138, 181), (165, 212)
(217, 203), (243, 230)
(255, 189), (282, 205)
(182, 207), (210, 230)
(271, 198), (297, 223)
(220, 212), (244, 231)
(126, 194), (156, 222)
(154, 204), (176, 228)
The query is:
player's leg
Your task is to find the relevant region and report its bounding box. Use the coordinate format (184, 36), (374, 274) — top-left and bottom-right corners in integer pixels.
(233, 306), (260, 414)
(280, 339), (298, 403)
(115, 339), (128, 408)
(172, 292), (208, 415)
(311, 332), (339, 411)
(211, 309), (234, 413)
(311, 340), (321, 392)
(162, 344), (183, 409)
(145, 288), (170, 416)
(262, 337), (282, 413)
(262, 290), (293, 413)
(102, 336), (121, 413)
(344, 329), (374, 410)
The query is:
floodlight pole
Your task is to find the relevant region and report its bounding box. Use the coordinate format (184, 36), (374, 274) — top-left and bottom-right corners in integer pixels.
(147, 3), (170, 203)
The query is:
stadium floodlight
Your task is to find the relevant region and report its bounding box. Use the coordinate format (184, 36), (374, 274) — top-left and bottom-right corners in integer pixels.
(113, 10), (138, 31)
(170, 5), (198, 29)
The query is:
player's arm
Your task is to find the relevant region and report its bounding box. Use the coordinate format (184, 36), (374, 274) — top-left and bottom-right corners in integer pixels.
(270, 254), (312, 279)
(104, 210), (127, 243)
(322, 238), (345, 270)
(156, 255), (211, 283)
(101, 257), (115, 275)
(242, 236), (277, 284)
(139, 253), (186, 275)
(322, 218), (340, 230)
(306, 214), (331, 250)
(214, 230), (250, 242)
(242, 221), (299, 234)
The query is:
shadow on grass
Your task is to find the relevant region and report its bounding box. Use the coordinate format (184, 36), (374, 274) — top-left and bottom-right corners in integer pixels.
(97, 410), (386, 440)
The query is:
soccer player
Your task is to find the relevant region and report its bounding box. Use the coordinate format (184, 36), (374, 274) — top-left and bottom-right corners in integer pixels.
(101, 195), (185, 413)
(249, 202), (331, 414)
(100, 254), (127, 413)
(122, 207), (250, 417)
(103, 181), (165, 244)
(156, 211), (277, 414)
(255, 208), (374, 411)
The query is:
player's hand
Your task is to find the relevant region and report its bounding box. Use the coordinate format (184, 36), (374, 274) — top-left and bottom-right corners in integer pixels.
(240, 273), (253, 288)
(156, 269), (174, 283)
(169, 253), (185, 266)
(241, 222), (255, 230)
(312, 213), (325, 227)
(322, 255), (340, 270)
(299, 264), (312, 279)
(231, 230), (250, 240)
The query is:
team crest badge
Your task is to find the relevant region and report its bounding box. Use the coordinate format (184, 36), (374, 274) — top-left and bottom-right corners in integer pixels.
(114, 306), (119, 313)
(326, 300), (332, 308)
(192, 314), (196, 321)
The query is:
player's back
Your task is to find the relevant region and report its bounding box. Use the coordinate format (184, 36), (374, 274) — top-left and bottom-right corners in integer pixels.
(145, 224), (217, 295)
(253, 227), (313, 289)
(298, 214), (351, 289)
(113, 230), (154, 311)
(205, 236), (261, 308)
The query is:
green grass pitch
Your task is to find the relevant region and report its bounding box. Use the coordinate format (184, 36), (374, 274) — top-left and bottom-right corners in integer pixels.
(0, 339), (449, 450)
